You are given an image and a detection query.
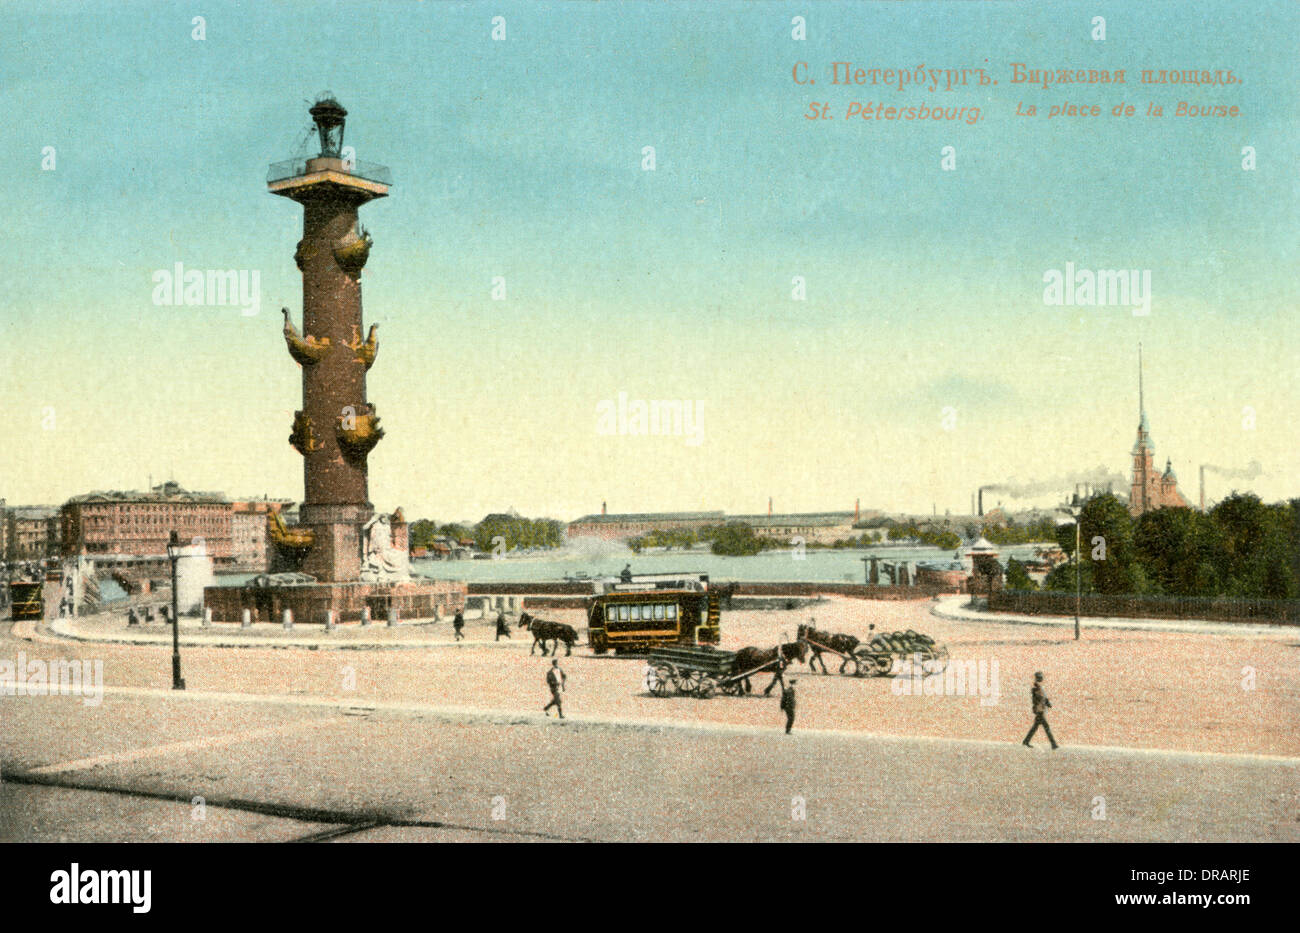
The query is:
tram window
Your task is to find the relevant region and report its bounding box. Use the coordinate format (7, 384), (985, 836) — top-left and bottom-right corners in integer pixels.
(618, 605), (629, 621)
(666, 604), (677, 620)
(653, 604), (665, 620)
(629, 605), (641, 621)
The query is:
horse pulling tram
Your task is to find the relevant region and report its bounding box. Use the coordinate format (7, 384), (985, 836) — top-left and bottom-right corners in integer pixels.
(644, 641), (804, 699)
(798, 623), (949, 677)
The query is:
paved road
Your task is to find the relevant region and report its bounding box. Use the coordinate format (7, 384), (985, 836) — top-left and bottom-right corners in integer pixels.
(2, 690), (1295, 842)
(5, 597), (1298, 842)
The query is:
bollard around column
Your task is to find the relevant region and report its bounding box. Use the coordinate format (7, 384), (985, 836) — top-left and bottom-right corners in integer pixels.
(282, 608), (293, 630)
(241, 607), (252, 629)
(387, 606), (399, 627)
(324, 609), (335, 632)
(202, 607), (212, 628)
(361, 606), (371, 627)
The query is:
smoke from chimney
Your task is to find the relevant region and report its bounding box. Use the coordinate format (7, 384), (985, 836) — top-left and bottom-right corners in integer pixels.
(980, 466), (1126, 502)
(1200, 461), (1264, 509)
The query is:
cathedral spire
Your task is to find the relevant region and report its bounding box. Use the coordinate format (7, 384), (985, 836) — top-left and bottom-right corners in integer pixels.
(1136, 343), (1151, 442)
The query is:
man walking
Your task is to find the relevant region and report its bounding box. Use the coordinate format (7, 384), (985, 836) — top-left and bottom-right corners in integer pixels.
(452, 608), (465, 641)
(1022, 671), (1059, 749)
(779, 678), (798, 734)
(762, 653), (788, 697)
(494, 609), (511, 641)
(543, 658), (566, 719)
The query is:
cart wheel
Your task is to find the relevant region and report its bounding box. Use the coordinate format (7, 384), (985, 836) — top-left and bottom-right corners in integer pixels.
(647, 664), (674, 697)
(721, 679), (744, 696)
(840, 656), (860, 677)
(871, 654), (894, 677)
(926, 645), (949, 675)
(697, 676), (718, 699)
(680, 669), (707, 696)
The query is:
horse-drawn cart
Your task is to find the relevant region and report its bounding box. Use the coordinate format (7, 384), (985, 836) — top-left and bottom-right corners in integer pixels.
(799, 624), (949, 678)
(645, 644), (790, 699)
(850, 630), (949, 676)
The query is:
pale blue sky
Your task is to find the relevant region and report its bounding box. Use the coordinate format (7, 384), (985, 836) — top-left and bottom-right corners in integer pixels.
(1, 1), (1295, 520)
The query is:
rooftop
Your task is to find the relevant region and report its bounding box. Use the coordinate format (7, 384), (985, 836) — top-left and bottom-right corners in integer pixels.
(66, 482), (228, 506)
(571, 511), (726, 524)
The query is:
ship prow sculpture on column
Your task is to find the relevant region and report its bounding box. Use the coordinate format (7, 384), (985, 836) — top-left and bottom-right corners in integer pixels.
(204, 94), (465, 626)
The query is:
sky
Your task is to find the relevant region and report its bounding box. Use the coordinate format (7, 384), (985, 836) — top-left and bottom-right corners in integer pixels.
(1, 0), (1296, 522)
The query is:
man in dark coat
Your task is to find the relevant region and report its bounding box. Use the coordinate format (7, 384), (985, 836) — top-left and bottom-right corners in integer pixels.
(1022, 671), (1059, 749)
(452, 608), (465, 641)
(494, 610), (510, 640)
(543, 659), (567, 719)
(780, 678), (797, 734)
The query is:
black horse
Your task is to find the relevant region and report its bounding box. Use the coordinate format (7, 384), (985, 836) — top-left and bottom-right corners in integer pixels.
(731, 641), (807, 695)
(518, 612), (578, 656)
(798, 622), (861, 674)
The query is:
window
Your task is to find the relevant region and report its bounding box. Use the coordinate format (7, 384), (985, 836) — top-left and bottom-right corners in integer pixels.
(666, 604), (677, 619)
(629, 605), (641, 621)
(618, 605), (629, 621)
(653, 604), (665, 620)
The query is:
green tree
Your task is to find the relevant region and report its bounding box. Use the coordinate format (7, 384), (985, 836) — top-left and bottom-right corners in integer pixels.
(1051, 493), (1143, 595)
(1005, 557), (1038, 591)
(1134, 507), (1221, 596)
(710, 522), (771, 557)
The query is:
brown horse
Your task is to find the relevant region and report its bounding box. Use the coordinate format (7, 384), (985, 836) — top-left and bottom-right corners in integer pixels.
(731, 641), (807, 695)
(518, 612), (578, 656)
(797, 623), (861, 674)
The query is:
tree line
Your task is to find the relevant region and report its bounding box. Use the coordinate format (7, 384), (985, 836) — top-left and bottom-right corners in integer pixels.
(408, 515), (565, 554)
(1008, 492), (1298, 599)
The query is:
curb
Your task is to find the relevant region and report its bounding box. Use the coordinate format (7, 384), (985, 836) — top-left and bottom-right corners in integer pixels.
(30, 618), (564, 653)
(929, 595), (1296, 639)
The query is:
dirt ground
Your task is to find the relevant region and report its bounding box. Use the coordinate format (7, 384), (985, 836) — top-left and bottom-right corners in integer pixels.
(67, 596), (1300, 759)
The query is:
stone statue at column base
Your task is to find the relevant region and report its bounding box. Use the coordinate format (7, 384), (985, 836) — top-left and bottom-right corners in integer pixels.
(360, 513), (411, 583)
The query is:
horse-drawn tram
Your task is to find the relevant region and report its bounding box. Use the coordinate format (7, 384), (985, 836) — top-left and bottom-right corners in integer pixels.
(586, 572), (721, 654)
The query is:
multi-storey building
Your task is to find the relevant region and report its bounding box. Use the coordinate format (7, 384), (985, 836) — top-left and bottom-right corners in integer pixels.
(8, 506), (59, 560)
(61, 481), (235, 566)
(230, 499), (295, 572)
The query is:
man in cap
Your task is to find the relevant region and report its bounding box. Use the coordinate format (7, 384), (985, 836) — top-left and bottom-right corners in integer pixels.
(1023, 671), (1059, 749)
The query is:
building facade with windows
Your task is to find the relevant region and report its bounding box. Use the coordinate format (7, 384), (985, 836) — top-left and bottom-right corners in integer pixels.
(61, 482), (235, 565)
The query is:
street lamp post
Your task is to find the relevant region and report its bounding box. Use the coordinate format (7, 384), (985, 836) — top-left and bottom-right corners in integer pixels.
(1058, 502), (1082, 642)
(1073, 516), (1081, 641)
(166, 531), (186, 690)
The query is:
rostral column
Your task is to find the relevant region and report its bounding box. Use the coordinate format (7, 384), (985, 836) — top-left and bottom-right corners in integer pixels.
(267, 95), (389, 582)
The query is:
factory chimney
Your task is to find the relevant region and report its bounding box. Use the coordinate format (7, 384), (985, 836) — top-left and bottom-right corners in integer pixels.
(601, 500), (606, 515)
(768, 496), (772, 517)
(978, 487), (984, 516)
(854, 498), (860, 522)
(1199, 466), (1206, 511)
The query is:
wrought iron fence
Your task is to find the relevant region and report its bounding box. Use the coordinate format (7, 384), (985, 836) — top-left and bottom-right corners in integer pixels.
(990, 589), (1300, 624)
